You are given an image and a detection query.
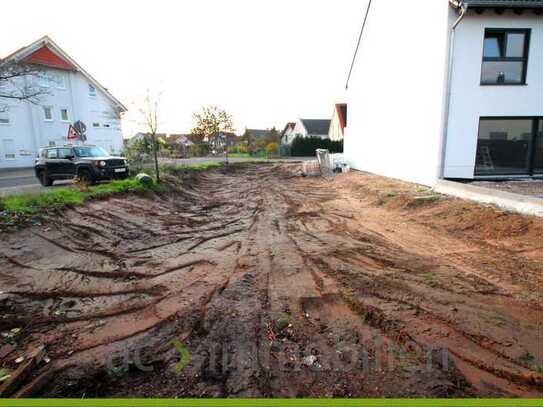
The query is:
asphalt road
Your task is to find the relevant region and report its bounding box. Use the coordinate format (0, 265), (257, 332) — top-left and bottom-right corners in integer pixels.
(0, 171), (37, 188)
(0, 156), (312, 197)
(0, 168), (73, 197)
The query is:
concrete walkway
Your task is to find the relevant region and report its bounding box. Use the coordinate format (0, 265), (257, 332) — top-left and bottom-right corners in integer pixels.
(435, 179), (543, 218)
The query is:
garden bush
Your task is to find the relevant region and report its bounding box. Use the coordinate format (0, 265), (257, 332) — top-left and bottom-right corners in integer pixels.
(266, 142), (279, 157)
(290, 136), (343, 157)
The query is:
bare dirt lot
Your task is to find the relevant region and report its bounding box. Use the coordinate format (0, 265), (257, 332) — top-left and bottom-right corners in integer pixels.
(1, 163), (543, 398)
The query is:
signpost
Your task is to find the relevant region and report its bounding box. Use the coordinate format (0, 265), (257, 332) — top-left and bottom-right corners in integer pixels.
(66, 121), (87, 143)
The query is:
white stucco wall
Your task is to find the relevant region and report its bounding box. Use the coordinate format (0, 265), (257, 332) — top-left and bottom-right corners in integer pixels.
(344, 0), (451, 186)
(443, 11), (543, 179)
(0, 68), (123, 169)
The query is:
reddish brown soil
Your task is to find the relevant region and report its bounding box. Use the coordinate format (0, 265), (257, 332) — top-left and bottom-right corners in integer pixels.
(1, 163), (543, 398)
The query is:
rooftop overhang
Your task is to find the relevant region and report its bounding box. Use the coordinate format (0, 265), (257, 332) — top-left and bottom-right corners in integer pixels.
(450, 0), (543, 13)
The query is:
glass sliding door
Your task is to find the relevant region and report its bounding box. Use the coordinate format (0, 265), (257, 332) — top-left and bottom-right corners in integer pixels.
(475, 118), (533, 176)
(534, 120), (543, 174)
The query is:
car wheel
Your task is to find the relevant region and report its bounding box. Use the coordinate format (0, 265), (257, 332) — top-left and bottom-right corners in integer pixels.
(38, 171), (53, 187)
(78, 169), (95, 185)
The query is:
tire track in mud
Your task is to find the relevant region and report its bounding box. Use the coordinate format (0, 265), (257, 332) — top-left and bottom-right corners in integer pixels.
(282, 190), (543, 397)
(2, 163), (543, 397)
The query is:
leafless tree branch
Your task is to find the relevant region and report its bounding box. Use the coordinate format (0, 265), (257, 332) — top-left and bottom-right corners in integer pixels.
(0, 61), (49, 104)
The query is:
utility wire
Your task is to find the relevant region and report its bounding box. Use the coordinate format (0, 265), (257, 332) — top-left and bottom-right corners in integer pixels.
(345, 0), (373, 90)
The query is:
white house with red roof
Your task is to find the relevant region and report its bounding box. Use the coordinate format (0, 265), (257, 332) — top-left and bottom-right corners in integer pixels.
(0, 36), (127, 169)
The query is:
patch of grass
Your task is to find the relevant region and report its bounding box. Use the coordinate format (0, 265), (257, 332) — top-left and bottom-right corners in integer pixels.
(227, 153), (250, 158)
(275, 313), (292, 331)
(0, 368), (11, 383)
(160, 162), (224, 176)
(518, 352), (543, 373)
(519, 352), (536, 364)
(2, 188), (85, 214)
(0, 177), (164, 217)
(375, 191), (398, 206)
(404, 194), (443, 210)
(106, 364), (129, 378)
(421, 272), (436, 281)
(89, 177), (166, 197)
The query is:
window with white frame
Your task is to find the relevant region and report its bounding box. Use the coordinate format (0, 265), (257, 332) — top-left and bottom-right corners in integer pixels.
(0, 110), (9, 125)
(43, 106), (53, 121)
(54, 74), (66, 89)
(88, 83), (97, 96)
(2, 139), (16, 159)
(38, 74), (50, 88)
(60, 108), (69, 122)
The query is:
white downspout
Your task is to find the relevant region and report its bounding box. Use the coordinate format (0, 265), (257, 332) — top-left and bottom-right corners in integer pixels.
(439, 3), (468, 179)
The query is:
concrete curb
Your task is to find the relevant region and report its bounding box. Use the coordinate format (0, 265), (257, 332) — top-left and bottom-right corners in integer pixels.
(434, 179), (543, 218)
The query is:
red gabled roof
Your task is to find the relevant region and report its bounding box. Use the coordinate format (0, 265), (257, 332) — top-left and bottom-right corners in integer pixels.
(335, 103), (347, 131)
(22, 45), (76, 71)
(2, 36), (126, 111)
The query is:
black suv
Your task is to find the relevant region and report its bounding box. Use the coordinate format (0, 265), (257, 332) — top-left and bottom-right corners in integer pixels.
(35, 145), (129, 186)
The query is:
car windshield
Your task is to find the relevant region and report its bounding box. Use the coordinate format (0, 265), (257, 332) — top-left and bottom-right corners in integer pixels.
(73, 146), (110, 157)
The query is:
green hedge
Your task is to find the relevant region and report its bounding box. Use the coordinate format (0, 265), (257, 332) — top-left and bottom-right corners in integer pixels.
(290, 136), (343, 157)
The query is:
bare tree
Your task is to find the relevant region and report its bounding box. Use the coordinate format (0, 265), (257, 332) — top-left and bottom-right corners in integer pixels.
(0, 61), (47, 104)
(138, 90), (162, 183)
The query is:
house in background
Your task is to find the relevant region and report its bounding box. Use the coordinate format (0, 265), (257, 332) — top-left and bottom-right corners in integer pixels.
(281, 122), (296, 145)
(127, 132), (167, 145)
(243, 128), (281, 148)
(208, 131), (239, 151)
(164, 134), (193, 158)
(345, 0), (543, 186)
(244, 129), (275, 141)
(328, 103), (347, 141)
(0, 36), (126, 169)
(280, 119), (331, 145)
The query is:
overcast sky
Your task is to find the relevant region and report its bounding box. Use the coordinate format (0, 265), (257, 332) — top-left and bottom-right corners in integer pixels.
(0, 0), (368, 135)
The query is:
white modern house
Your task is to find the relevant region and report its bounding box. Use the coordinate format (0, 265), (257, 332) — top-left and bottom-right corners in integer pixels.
(280, 118), (331, 145)
(345, 0), (543, 186)
(0, 36), (126, 169)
